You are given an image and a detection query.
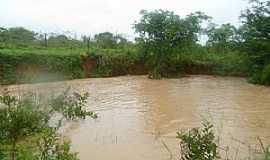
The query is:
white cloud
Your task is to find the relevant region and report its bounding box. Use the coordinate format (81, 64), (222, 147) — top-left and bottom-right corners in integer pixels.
(0, 0), (248, 38)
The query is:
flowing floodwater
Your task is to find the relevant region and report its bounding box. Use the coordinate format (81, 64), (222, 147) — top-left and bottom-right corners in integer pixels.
(2, 75), (270, 159)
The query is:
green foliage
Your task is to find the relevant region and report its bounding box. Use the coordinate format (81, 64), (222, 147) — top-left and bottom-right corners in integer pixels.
(50, 89), (97, 120)
(0, 147), (7, 159)
(94, 32), (117, 49)
(265, 146), (270, 160)
(134, 9), (210, 78)
(37, 128), (79, 160)
(0, 48), (85, 84)
(258, 138), (270, 160)
(0, 90), (50, 159)
(47, 35), (71, 48)
(0, 27), (36, 48)
(206, 23), (239, 53)
(177, 121), (219, 160)
(0, 89), (49, 143)
(91, 48), (144, 77)
(0, 3), (268, 85)
(0, 26), (132, 50)
(250, 63), (270, 85)
(0, 89), (96, 160)
(240, 0), (270, 68)
(261, 64), (270, 85)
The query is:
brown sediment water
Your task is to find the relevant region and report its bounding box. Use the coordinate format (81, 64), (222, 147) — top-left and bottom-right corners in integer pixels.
(1, 75), (270, 159)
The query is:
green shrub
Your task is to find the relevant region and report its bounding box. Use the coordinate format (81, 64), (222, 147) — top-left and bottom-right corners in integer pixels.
(0, 88), (96, 160)
(37, 128), (79, 160)
(148, 68), (163, 79)
(261, 64), (270, 85)
(265, 146), (270, 160)
(92, 49), (143, 77)
(50, 90), (97, 120)
(249, 64), (270, 86)
(177, 121), (219, 160)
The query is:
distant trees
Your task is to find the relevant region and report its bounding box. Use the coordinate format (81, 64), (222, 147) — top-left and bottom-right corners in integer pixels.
(94, 32), (117, 49)
(0, 27), (131, 50)
(0, 27), (8, 43)
(47, 34), (72, 48)
(0, 27), (36, 47)
(93, 32), (130, 49)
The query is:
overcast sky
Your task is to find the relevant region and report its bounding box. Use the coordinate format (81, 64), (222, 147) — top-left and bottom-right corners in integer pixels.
(0, 0), (248, 39)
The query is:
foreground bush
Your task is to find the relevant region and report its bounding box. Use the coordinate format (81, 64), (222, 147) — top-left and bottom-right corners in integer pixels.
(0, 89), (96, 160)
(261, 64), (270, 85)
(249, 64), (270, 86)
(177, 121), (219, 160)
(177, 121), (270, 160)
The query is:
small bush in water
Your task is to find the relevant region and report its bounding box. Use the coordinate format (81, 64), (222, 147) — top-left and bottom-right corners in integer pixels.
(177, 121), (219, 160)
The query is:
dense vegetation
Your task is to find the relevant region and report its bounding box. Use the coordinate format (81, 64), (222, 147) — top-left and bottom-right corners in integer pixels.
(0, 0), (269, 85)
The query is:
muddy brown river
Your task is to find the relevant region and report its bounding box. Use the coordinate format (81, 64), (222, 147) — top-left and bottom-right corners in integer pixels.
(1, 75), (270, 159)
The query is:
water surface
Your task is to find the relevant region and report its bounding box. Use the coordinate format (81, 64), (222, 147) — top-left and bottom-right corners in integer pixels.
(2, 75), (270, 159)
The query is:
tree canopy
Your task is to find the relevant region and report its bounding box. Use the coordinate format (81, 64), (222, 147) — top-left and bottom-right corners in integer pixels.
(240, 0), (270, 66)
(134, 9), (210, 78)
(206, 23), (238, 53)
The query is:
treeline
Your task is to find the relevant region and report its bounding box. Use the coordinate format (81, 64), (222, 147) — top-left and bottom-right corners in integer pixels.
(0, 0), (269, 85)
(0, 28), (133, 50)
(134, 0), (270, 83)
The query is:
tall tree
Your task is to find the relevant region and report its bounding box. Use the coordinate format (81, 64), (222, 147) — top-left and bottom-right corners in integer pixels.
(134, 10), (209, 78)
(206, 23), (238, 53)
(240, 0), (270, 67)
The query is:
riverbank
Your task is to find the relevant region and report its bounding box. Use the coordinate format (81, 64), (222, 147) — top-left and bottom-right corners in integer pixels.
(0, 48), (250, 85)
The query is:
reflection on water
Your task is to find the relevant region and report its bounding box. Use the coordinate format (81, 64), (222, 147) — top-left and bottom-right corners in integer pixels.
(2, 75), (270, 159)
